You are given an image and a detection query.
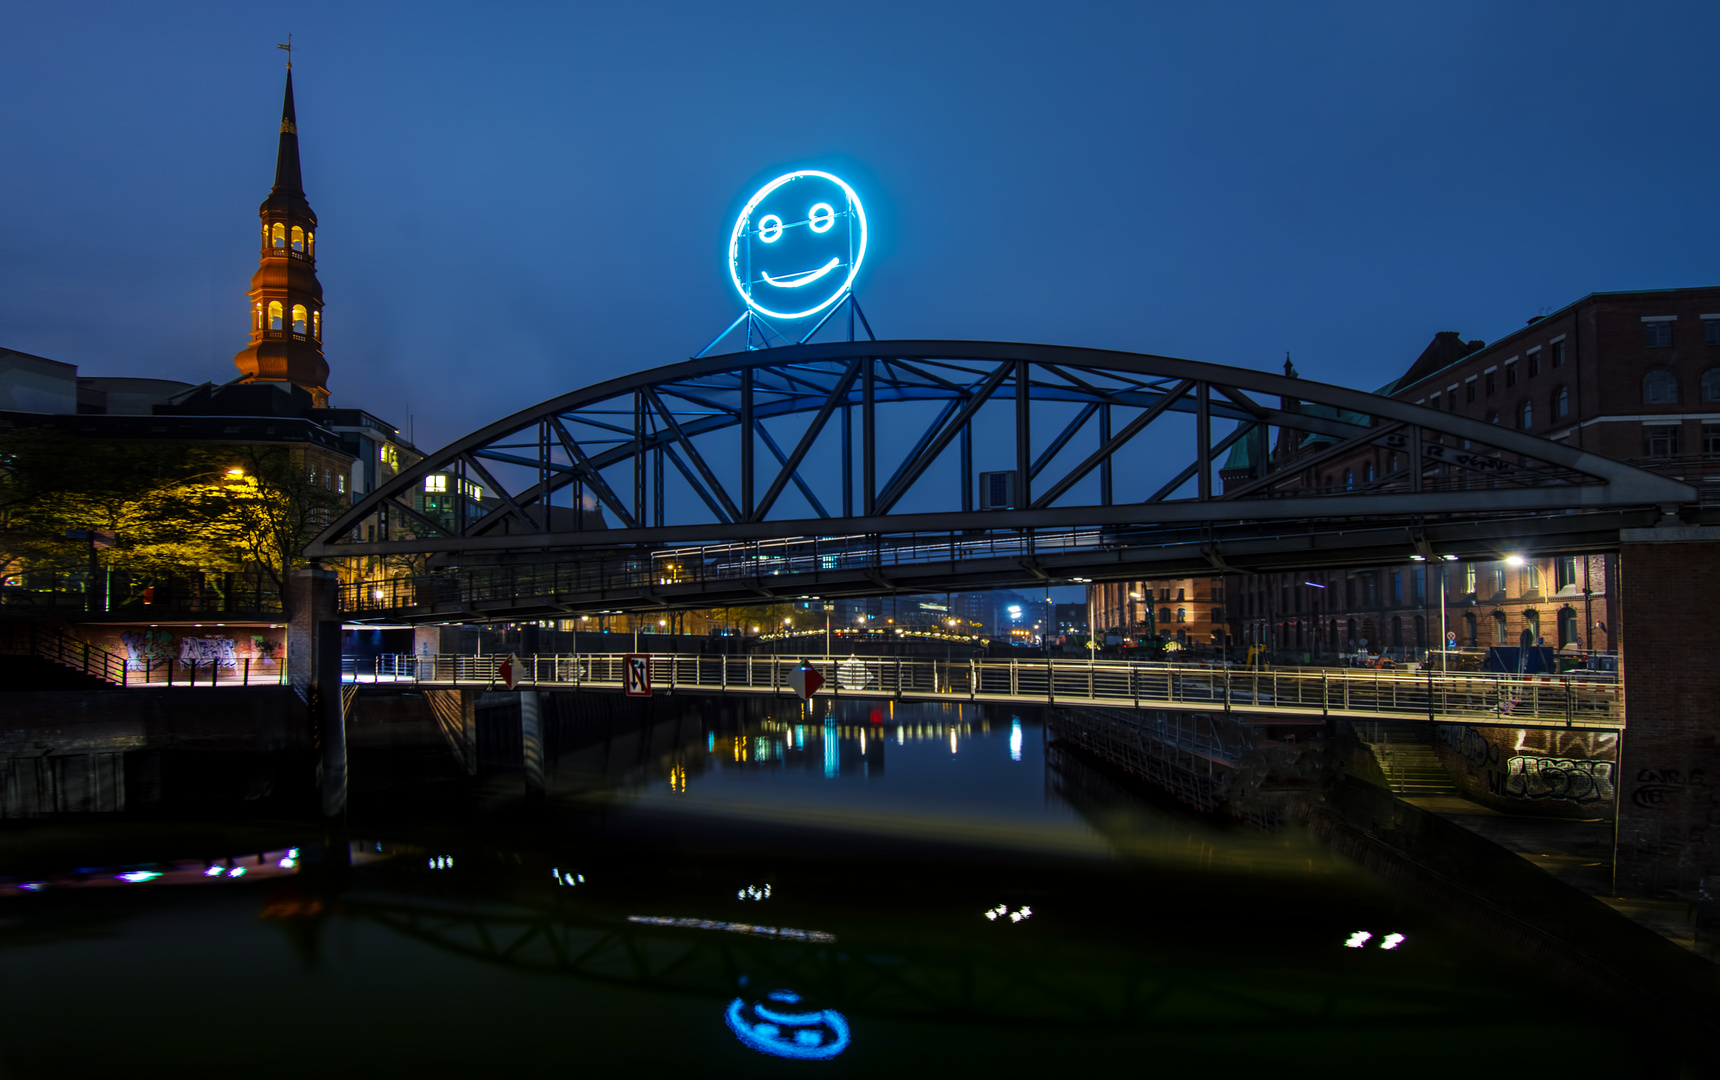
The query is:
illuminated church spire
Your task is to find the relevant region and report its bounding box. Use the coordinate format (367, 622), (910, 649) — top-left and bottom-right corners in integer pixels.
(233, 62), (330, 407)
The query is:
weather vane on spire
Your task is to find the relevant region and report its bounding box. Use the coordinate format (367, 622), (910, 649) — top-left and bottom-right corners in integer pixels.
(277, 34), (292, 69)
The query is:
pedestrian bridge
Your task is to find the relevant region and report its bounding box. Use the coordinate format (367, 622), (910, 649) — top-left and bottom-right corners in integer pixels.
(350, 653), (1623, 731)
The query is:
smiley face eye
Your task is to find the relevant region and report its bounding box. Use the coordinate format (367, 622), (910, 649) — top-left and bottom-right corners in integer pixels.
(757, 214), (783, 243)
(807, 203), (835, 233)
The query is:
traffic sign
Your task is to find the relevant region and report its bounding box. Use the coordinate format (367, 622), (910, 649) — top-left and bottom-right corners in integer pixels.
(498, 653), (518, 690)
(787, 663), (824, 702)
(624, 654), (652, 697)
(1446, 632), (1457, 647)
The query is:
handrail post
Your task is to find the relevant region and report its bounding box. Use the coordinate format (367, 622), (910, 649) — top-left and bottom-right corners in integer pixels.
(1224, 669), (1231, 713)
(1322, 672), (1329, 717)
(1427, 668), (1435, 724)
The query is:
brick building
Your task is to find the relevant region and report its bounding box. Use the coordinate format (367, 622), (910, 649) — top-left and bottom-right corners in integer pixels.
(1090, 576), (1228, 652)
(1093, 286), (1720, 662)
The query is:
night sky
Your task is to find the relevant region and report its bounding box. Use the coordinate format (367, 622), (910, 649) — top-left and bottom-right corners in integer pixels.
(4, 1), (1719, 453)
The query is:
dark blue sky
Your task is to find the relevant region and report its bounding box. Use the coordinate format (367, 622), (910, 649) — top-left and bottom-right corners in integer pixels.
(4, 1), (1718, 452)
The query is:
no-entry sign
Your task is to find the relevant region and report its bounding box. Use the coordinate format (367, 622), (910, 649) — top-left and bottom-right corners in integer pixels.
(624, 654), (652, 697)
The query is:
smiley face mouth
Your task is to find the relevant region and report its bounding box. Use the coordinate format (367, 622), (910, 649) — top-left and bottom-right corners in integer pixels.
(760, 257), (840, 289)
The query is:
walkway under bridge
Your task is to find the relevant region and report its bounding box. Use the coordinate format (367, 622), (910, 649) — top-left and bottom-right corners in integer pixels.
(352, 653), (1624, 731)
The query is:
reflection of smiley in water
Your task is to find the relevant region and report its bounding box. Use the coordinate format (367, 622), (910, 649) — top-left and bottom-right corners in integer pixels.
(725, 989), (851, 1060)
(728, 170), (868, 321)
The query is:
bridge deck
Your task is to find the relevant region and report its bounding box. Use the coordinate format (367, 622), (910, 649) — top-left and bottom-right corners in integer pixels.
(349, 653), (1623, 731)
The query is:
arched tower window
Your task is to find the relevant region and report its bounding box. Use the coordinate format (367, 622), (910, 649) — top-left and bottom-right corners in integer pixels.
(291, 304), (308, 335)
(1518, 400), (1533, 430)
(253, 302), (263, 332)
(271, 223), (286, 249)
(1643, 370), (1678, 404)
(291, 226), (304, 252)
(261, 222), (269, 249)
(312, 310), (321, 340)
(305, 231), (315, 257)
(267, 301), (283, 330)
(1554, 385), (1569, 419)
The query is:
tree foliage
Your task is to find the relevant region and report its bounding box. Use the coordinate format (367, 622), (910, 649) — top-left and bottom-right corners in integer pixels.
(0, 430), (347, 611)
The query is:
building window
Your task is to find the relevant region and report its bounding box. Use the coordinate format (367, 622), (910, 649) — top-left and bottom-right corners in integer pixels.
(1388, 452), (1400, 473)
(1524, 564), (1541, 593)
(1489, 412), (1499, 424)
(312, 310), (321, 340)
(1701, 369), (1720, 402)
(291, 226), (304, 252)
(1553, 385), (1569, 419)
(426, 475), (447, 493)
(1553, 340), (1566, 366)
(1391, 571), (1403, 603)
(1555, 556), (1578, 591)
(1392, 616), (1403, 648)
(1364, 461), (1375, 482)
(1430, 393), (1441, 411)
(1645, 320), (1673, 348)
(1524, 609), (1541, 643)
(1706, 318), (1720, 346)
(1518, 400), (1533, 430)
(1485, 370), (1496, 395)
(1493, 611), (1508, 644)
(1344, 469), (1354, 490)
(1505, 361), (1517, 388)
(267, 300), (283, 330)
(1176, 608), (1186, 623)
(1413, 567), (1425, 601)
(1645, 425), (1680, 458)
(305, 230), (315, 257)
(1464, 611), (1477, 646)
(252, 302), (263, 331)
(1704, 423), (1720, 456)
(1527, 351), (1540, 377)
(1558, 607), (1579, 648)
(271, 223), (285, 248)
(1490, 565), (1506, 595)
(1448, 393), (1457, 412)
(1466, 380), (1476, 403)
(1643, 370), (1678, 404)
(291, 304), (308, 335)
(1159, 608), (1169, 625)
(1463, 563), (1477, 595)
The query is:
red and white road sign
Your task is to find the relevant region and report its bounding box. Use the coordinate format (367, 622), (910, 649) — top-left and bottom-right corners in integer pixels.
(787, 663), (824, 702)
(624, 654), (652, 697)
(498, 653), (518, 690)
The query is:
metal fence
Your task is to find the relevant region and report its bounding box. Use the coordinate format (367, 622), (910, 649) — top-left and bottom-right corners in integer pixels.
(344, 652), (1624, 729)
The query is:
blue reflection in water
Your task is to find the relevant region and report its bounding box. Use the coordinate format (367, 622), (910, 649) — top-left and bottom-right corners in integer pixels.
(726, 990), (851, 1060)
(1010, 717), (1023, 762)
(823, 718), (838, 778)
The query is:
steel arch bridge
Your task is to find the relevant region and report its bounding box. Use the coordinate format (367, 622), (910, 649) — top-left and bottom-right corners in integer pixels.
(310, 340), (1695, 620)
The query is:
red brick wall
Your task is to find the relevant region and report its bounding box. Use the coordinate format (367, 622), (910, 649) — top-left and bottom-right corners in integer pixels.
(1615, 531), (1720, 894)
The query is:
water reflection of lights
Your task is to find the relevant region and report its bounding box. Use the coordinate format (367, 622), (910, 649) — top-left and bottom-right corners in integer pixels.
(984, 904), (1032, 923)
(726, 990), (851, 1060)
(737, 884), (772, 901)
(1344, 931), (1406, 949)
(427, 856), (454, 870)
(1010, 717), (1023, 762)
(3, 848), (301, 896)
(823, 718), (838, 778)
(949, 727), (958, 754)
(551, 868), (585, 887)
(669, 763), (687, 792)
(627, 915), (834, 943)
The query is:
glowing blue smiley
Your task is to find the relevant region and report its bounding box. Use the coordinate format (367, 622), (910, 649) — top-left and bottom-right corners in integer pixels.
(728, 171), (868, 321)
(725, 989), (851, 1060)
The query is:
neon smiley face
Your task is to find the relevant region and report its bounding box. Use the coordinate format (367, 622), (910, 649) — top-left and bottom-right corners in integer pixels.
(728, 170), (868, 321)
(725, 989), (851, 1060)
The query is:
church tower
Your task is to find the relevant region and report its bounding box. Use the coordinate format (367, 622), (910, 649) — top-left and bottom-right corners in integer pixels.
(232, 67), (330, 407)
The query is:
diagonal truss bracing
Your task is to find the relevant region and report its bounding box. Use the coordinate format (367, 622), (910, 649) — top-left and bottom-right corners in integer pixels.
(308, 340), (1695, 560)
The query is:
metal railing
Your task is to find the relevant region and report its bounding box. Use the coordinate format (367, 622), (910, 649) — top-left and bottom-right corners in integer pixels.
(0, 626), (287, 689)
(343, 653), (1624, 729)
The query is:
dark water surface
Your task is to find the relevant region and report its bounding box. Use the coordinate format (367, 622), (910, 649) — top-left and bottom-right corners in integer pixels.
(0, 699), (1663, 1076)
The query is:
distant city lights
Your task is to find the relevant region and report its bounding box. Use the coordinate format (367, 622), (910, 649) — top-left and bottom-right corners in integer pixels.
(1344, 930), (1406, 949)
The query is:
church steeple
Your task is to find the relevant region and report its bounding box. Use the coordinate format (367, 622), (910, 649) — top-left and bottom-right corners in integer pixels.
(233, 66), (330, 408)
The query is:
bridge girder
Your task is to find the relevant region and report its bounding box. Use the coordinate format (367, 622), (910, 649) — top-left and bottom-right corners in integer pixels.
(309, 340), (1694, 563)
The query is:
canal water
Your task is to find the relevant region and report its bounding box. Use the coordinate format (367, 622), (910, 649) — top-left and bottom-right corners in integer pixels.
(0, 698), (1673, 1076)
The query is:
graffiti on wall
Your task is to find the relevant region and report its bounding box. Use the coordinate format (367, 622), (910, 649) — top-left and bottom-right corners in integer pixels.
(1630, 768), (1707, 810)
(252, 636), (281, 665)
(119, 628), (175, 672)
(1493, 756), (1615, 803)
(178, 637), (238, 668)
(1437, 725), (1500, 767)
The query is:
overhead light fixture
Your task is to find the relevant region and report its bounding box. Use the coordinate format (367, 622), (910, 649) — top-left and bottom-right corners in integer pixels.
(1410, 554), (1427, 561)
(1441, 554), (1458, 561)
(1505, 554), (1527, 566)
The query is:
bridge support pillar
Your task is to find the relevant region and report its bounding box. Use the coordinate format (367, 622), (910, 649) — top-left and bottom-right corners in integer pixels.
(1615, 526), (1720, 903)
(520, 689), (545, 798)
(288, 567), (346, 817)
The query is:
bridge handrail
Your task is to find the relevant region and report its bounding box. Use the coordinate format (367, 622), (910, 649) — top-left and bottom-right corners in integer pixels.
(340, 652), (1622, 729)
